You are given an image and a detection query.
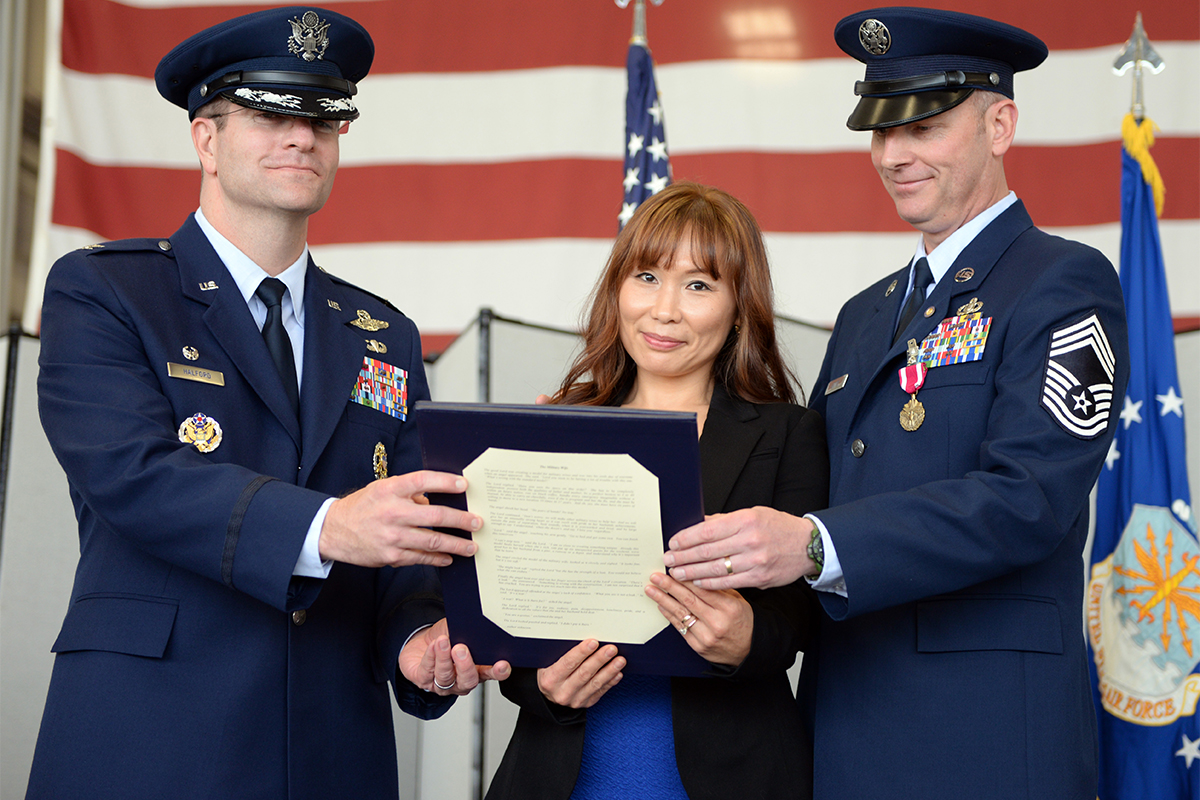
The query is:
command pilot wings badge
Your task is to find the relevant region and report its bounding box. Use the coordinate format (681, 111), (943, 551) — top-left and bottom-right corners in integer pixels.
(1041, 312), (1116, 439)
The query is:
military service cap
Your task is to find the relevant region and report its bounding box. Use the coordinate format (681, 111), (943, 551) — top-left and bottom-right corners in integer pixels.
(155, 6), (373, 121)
(835, 7), (1048, 130)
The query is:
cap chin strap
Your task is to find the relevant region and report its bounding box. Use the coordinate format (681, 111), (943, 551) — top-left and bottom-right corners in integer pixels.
(855, 70), (1000, 97)
(200, 70), (357, 98)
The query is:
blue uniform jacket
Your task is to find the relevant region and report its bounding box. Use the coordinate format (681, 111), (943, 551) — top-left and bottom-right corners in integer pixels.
(27, 215), (451, 800)
(799, 201), (1129, 799)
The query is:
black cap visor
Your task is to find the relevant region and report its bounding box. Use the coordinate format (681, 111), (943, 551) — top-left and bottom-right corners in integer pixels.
(846, 88), (975, 131)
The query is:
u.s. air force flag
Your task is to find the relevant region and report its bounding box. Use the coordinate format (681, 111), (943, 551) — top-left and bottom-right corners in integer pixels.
(619, 36), (670, 229)
(1090, 114), (1197, 799)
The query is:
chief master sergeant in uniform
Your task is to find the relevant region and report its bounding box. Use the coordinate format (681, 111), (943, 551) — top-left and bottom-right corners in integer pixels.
(662, 8), (1130, 798)
(26, 8), (508, 799)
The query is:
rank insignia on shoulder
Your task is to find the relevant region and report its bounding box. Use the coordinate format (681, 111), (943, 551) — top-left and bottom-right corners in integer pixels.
(366, 339), (387, 354)
(81, 243), (106, 250)
(178, 413), (222, 453)
(351, 310), (389, 332)
(1041, 312), (1116, 439)
(351, 356), (408, 420)
(373, 442), (388, 480)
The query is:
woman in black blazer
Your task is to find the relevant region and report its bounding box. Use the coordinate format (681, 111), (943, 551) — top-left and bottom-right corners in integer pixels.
(486, 182), (829, 800)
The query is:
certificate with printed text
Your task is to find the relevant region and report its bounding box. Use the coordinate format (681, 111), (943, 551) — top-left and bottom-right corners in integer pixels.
(415, 402), (709, 676)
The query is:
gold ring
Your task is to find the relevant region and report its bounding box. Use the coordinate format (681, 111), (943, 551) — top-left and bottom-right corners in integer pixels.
(724, 557), (734, 575)
(682, 614), (697, 629)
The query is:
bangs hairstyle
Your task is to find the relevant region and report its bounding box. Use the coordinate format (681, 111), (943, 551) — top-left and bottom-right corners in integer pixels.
(552, 181), (800, 407)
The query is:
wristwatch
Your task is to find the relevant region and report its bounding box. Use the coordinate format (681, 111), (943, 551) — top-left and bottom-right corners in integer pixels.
(806, 525), (824, 578)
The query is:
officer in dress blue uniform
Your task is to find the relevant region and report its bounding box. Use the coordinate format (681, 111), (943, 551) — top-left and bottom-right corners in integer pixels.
(26, 8), (508, 800)
(663, 8), (1129, 798)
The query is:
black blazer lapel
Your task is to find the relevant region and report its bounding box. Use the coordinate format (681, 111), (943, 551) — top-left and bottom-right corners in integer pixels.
(698, 385), (765, 514)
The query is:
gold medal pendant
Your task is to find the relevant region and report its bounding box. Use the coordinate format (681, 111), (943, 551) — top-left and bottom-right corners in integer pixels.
(900, 394), (925, 431)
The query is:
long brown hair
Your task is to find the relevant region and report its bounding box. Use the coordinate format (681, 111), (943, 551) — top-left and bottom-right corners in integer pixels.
(552, 181), (799, 407)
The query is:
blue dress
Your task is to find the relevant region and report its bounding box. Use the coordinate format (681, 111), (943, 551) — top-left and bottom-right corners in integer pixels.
(568, 675), (689, 800)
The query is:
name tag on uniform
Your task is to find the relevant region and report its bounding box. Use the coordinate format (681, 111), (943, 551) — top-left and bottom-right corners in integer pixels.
(167, 362), (225, 386)
(825, 374), (848, 395)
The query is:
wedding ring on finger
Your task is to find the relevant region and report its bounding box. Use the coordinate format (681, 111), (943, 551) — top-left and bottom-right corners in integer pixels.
(682, 614), (697, 630)
(678, 623), (689, 636)
(433, 677), (456, 691)
(724, 557), (734, 575)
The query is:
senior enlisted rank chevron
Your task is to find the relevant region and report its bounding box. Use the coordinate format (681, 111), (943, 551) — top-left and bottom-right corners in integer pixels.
(661, 8), (1130, 799)
(26, 8), (509, 800)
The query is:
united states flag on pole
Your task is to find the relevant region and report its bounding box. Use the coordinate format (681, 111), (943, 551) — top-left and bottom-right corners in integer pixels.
(620, 37), (670, 229)
(1089, 113), (1197, 798)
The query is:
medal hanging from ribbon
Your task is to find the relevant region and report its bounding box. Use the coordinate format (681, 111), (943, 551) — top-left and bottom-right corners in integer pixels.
(899, 338), (927, 432)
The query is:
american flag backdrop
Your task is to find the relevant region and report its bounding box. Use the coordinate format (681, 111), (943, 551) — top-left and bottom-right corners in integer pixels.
(27, 0), (1200, 350)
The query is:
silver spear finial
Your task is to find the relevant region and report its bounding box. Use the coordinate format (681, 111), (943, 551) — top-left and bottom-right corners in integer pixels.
(1113, 12), (1165, 123)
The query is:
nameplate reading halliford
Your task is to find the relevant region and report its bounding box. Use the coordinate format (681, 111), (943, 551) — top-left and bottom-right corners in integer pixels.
(167, 362), (225, 386)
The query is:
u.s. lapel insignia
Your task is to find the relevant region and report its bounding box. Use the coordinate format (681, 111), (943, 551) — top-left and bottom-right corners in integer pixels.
(957, 297), (983, 316)
(199, 281), (218, 291)
(884, 279), (898, 297)
(366, 339), (387, 354)
(182, 346), (200, 361)
(954, 268), (974, 283)
(351, 310), (389, 332)
(178, 413), (222, 453)
(373, 442), (388, 480)
(327, 299), (341, 311)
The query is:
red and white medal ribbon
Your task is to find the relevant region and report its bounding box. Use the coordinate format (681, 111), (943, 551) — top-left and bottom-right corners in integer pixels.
(899, 362), (927, 394)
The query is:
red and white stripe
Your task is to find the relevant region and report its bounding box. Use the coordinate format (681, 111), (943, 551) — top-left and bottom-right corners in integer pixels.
(29, 0), (1200, 346)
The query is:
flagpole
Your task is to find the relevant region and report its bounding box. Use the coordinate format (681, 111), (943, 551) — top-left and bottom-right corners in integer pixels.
(1112, 12), (1164, 124)
(1113, 14), (1167, 216)
(615, 0), (664, 45)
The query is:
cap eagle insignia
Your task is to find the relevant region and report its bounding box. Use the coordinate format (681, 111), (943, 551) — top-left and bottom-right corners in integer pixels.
(288, 11), (330, 62)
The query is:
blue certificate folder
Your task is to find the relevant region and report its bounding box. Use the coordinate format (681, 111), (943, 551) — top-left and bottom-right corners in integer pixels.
(415, 400), (710, 677)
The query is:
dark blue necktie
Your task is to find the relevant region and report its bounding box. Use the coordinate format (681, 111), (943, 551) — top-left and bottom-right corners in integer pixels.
(893, 257), (934, 345)
(255, 278), (300, 416)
